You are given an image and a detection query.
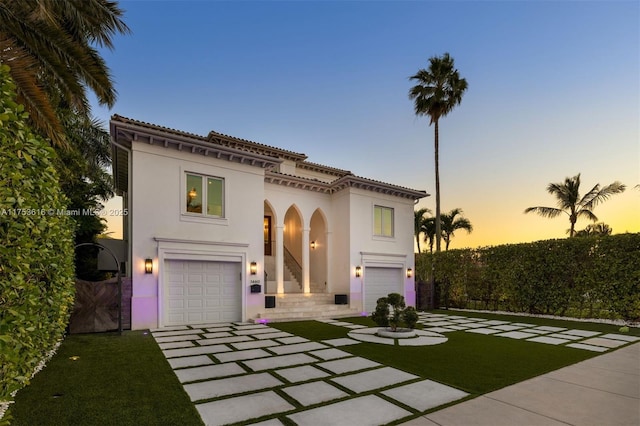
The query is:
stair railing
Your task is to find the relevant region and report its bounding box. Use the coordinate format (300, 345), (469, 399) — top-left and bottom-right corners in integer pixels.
(283, 246), (303, 288)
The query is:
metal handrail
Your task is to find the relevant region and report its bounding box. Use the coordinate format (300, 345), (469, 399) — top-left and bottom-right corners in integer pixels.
(283, 246), (303, 288)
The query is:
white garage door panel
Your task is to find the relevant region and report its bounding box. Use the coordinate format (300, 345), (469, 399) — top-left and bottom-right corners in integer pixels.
(364, 267), (403, 313)
(165, 259), (241, 326)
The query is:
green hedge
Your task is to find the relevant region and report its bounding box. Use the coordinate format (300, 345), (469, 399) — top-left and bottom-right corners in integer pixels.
(0, 65), (76, 401)
(416, 233), (640, 322)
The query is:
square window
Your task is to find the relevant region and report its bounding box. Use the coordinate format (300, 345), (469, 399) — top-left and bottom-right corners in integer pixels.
(185, 173), (224, 217)
(374, 205), (394, 237)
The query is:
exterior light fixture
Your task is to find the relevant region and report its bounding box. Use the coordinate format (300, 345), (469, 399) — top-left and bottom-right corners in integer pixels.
(250, 262), (258, 275)
(407, 268), (413, 278)
(355, 265), (362, 278)
(310, 241), (316, 250)
(144, 258), (153, 274)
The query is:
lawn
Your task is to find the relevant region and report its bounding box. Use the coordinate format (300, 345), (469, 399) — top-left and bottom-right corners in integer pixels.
(5, 331), (202, 426)
(271, 311), (639, 396)
(5, 311), (637, 425)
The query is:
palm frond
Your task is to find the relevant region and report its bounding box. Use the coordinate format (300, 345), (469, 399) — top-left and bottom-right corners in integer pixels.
(524, 206), (564, 218)
(583, 181), (626, 210)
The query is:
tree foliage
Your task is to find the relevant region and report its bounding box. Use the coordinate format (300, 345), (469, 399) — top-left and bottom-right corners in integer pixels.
(525, 174), (625, 237)
(416, 234), (640, 322)
(0, 65), (75, 400)
(0, 0), (129, 146)
(409, 53), (468, 252)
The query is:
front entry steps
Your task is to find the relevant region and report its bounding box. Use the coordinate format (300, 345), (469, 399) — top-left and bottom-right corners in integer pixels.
(255, 293), (360, 322)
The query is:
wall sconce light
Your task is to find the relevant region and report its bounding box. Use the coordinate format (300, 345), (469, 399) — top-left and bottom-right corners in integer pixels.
(310, 241), (316, 250)
(144, 258), (153, 274)
(407, 268), (413, 278)
(250, 262), (258, 275)
(355, 265), (362, 278)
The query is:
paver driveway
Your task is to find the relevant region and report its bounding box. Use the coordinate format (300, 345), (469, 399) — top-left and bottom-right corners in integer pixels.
(152, 313), (639, 425)
(152, 322), (468, 425)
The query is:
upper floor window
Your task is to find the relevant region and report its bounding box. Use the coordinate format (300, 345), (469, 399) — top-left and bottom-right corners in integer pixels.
(373, 205), (394, 237)
(185, 173), (224, 217)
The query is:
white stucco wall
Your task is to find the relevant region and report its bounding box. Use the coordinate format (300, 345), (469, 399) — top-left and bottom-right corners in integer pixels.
(129, 143), (266, 329)
(346, 188), (416, 312)
(126, 142), (418, 329)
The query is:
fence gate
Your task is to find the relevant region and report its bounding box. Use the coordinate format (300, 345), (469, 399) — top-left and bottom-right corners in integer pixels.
(69, 278), (119, 333)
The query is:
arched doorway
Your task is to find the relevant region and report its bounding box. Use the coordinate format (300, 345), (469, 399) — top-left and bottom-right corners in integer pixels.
(283, 205), (304, 293)
(309, 209), (328, 293)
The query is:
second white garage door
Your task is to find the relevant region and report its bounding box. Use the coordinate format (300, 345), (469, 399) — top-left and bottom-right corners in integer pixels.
(165, 259), (241, 326)
(364, 267), (403, 313)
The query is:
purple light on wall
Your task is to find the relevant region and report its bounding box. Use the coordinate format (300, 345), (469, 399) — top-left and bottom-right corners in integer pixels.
(361, 312), (368, 316)
(256, 318), (269, 324)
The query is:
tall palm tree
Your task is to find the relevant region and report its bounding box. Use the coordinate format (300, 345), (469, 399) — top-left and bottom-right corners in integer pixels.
(525, 174), (626, 237)
(440, 208), (473, 250)
(414, 208), (432, 253)
(409, 53), (468, 252)
(0, 0), (130, 146)
(421, 216), (436, 254)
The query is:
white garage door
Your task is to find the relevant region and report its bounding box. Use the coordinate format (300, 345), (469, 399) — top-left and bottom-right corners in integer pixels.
(364, 267), (403, 313)
(165, 260), (241, 326)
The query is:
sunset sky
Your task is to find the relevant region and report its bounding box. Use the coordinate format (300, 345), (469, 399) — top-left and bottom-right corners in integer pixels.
(95, 0), (639, 249)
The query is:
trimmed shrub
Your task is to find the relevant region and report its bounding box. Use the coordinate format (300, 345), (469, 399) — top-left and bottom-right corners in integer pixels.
(416, 233), (640, 322)
(371, 293), (418, 330)
(0, 64), (75, 401)
(371, 297), (390, 327)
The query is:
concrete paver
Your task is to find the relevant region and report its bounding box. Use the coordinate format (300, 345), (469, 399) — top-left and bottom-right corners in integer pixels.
(527, 336), (571, 345)
(382, 379), (469, 411)
(157, 341), (194, 350)
(269, 341), (328, 354)
(184, 372), (283, 401)
(309, 348), (352, 360)
(317, 357), (381, 374)
(243, 353), (318, 371)
(214, 348), (271, 363)
(167, 354), (214, 369)
(196, 391), (294, 426)
(162, 344), (231, 358)
(230, 339), (280, 350)
(495, 331), (538, 339)
(281, 381), (349, 406)
(580, 337), (628, 348)
(331, 366), (418, 393)
(566, 342), (609, 352)
(287, 395), (413, 426)
(173, 362), (245, 383)
(275, 365), (330, 383)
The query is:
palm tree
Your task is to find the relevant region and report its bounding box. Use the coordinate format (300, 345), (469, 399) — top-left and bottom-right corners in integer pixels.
(0, 0), (130, 145)
(525, 174), (626, 237)
(421, 216), (436, 253)
(440, 208), (473, 250)
(575, 223), (612, 237)
(414, 208), (432, 253)
(409, 53), (468, 252)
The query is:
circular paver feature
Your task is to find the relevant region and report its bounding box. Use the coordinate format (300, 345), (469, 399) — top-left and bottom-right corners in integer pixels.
(347, 327), (447, 346)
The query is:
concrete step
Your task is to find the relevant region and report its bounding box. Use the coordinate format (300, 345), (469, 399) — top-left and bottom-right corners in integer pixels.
(270, 294), (334, 308)
(256, 306), (361, 322)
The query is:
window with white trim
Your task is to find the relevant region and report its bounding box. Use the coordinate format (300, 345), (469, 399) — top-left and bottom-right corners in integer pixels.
(373, 205), (394, 237)
(185, 173), (224, 217)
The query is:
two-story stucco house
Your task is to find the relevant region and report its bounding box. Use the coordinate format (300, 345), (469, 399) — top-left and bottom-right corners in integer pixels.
(110, 115), (428, 330)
